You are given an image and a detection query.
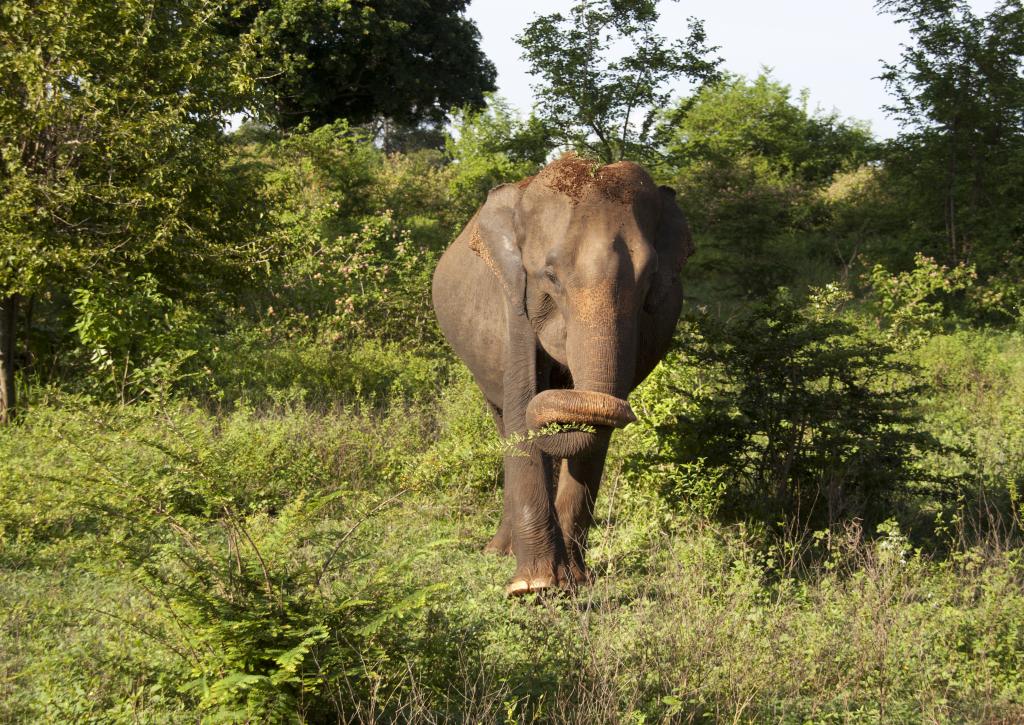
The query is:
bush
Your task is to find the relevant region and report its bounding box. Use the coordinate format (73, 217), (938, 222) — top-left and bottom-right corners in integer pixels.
(205, 332), (445, 410)
(253, 120), (383, 240)
(70, 272), (207, 403)
(411, 368), (502, 492)
(673, 156), (812, 298)
(265, 209), (441, 347)
(651, 286), (955, 529)
(368, 149), (454, 250)
(444, 96), (548, 223)
(915, 329), (1024, 518)
(864, 252), (977, 349)
(0, 398), (440, 721)
(613, 348), (728, 520)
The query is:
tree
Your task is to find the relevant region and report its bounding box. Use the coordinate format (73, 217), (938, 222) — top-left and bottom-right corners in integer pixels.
(0, 0), (256, 421)
(517, 0), (721, 163)
(877, 0), (1024, 268)
(661, 72), (874, 185)
(225, 0), (497, 131)
(658, 73), (875, 298)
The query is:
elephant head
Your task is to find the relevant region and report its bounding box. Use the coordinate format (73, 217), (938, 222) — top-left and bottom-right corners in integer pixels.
(470, 154), (693, 457)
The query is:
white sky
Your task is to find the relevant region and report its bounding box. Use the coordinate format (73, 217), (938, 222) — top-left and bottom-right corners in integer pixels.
(466, 0), (1002, 140)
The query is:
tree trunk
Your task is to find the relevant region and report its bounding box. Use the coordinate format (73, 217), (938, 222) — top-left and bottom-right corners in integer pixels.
(0, 294), (17, 424)
(946, 123), (960, 262)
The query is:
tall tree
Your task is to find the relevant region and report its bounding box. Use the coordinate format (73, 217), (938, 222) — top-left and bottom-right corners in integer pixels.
(226, 0), (497, 130)
(0, 0), (255, 421)
(517, 0), (721, 163)
(877, 0), (1024, 267)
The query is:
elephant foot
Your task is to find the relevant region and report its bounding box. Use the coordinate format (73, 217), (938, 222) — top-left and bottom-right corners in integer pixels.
(506, 574), (563, 596)
(505, 562), (572, 597)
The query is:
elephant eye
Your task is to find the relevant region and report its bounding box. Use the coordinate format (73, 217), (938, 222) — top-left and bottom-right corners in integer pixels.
(543, 266), (559, 286)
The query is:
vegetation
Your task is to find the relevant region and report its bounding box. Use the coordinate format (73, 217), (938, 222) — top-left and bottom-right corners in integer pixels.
(220, 0), (497, 134)
(517, 0), (721, 162)
(659, 72), (875, 298)
(0, 0), (257, 420)
(878, 0), (1024, 270)
(1, 0), (1023, 721)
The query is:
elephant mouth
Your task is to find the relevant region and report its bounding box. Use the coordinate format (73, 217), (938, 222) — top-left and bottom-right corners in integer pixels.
(520, 389), (635, 458)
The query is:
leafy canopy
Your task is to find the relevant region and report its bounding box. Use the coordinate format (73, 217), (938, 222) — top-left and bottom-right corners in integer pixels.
(517, 0), (721, 162)
(878, 0), (1024, 136)
(661, 72), (875, 185)
(0, 0), (255, 299)
(227, 0), (497, 130)
(659, 73), (874, 298)
(877, 0), (1024, 267)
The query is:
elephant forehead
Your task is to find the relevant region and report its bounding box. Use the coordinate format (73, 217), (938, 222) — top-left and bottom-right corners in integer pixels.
(520, 192), (574, 238)
(522, 215), (654, 281)
(521, 180), (659, 254)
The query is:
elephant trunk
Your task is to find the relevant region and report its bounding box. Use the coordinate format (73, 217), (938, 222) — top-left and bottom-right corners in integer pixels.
(521, 321), (637, 458)
(525, 389), (635, 430)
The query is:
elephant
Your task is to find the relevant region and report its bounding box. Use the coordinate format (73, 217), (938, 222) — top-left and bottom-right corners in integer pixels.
(432, 154), (693, 595)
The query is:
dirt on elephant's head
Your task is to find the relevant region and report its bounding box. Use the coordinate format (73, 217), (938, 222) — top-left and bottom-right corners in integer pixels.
(537, 153), (650, 206)
(539, 154), (599, 202)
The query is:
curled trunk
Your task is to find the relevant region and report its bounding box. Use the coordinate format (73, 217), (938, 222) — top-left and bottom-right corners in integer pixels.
(520, 389), (634, 458)
(526, 389), (635, 429)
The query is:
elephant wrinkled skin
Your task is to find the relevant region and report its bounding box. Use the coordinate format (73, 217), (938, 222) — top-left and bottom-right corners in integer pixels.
(432, 155), (694, 595)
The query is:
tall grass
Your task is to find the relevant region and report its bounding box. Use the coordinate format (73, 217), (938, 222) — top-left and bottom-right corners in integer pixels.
(2, 344), (1022, 721)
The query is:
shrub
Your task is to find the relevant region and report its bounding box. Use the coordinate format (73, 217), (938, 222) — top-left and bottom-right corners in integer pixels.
(444, 96), (548, 224)
(254, 120), (382, 240)
(0, 398), (441, 721)
(368, 149), (453, 250)
(411, 368), (503, 492)
(658, 286), (955, 529)
(205, 331), (445, 410)
(915, 329), (1024, 518)
(261, 208), (440, 345)
(673, 156), (811, 298)
(613, 349), (728, 519)
(70, 272), (206, 402)
(864, 252), (977, 348)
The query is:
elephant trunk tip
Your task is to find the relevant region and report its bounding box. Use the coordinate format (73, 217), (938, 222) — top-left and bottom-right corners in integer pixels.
(526, 389), (636, 431)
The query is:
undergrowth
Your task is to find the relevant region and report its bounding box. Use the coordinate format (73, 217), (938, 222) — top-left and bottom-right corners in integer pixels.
(2, 326), (1023, 722)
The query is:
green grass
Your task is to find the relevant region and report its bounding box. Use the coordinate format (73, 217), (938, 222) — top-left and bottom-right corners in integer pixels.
(2, 335), (1023, 723)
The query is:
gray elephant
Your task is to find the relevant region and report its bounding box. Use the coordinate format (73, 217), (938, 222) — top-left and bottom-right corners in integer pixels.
(432, 154), (693, 595)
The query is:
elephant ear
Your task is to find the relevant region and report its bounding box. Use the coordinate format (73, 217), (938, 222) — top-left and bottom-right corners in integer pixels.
(644, 185), (695, 313)
(469, 183), (527, 315)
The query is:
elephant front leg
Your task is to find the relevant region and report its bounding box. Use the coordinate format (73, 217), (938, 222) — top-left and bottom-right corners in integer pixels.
(486, 449), (560, 557)
(554, 432), (612, 586)
(504, 450), (569, 595)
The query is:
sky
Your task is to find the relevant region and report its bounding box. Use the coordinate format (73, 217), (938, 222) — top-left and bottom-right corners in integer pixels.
(466, 0), (1002, 140)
